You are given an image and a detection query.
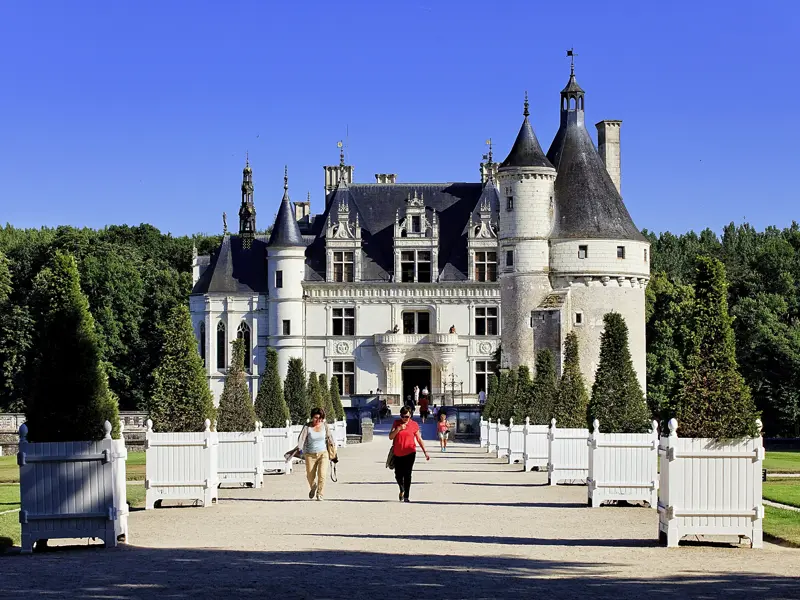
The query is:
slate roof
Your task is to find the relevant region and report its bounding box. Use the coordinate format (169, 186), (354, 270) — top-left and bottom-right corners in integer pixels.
(268, 188), (305, 247)
(192, 234), (269, 294)
(500, 116), (554, 169)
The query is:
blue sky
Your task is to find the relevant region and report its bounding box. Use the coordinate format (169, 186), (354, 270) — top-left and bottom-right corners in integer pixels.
(0, 1), (797, 237)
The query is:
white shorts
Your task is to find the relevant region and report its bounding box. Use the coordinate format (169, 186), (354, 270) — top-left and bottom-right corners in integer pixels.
(438, 431), (449, 440)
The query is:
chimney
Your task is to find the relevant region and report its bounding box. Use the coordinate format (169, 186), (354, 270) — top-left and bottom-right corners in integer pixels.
(374, 174), (397, 184)
(324, 165), (354, 196)
(595, 120), (622, 194)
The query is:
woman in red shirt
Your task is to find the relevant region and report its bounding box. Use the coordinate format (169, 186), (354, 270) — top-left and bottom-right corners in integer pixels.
(389, 406), (430, 502)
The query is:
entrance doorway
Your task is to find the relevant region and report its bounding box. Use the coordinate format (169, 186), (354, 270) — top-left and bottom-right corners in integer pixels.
(401, 359), (431, 406)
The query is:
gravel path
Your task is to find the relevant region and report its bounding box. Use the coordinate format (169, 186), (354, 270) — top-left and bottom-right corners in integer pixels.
(2, 419), (799, 599)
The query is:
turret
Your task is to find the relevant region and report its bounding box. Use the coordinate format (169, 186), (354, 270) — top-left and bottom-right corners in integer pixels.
(238, 154), (256, 247)
(267, 167), (307, 377)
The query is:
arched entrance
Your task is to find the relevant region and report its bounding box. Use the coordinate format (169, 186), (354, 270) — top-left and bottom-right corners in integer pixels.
(401, 359), (431, 405)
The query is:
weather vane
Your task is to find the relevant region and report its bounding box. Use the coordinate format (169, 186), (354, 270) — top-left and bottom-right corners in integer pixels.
(567, 48), (577, 74)
(338, 140), (345, 167)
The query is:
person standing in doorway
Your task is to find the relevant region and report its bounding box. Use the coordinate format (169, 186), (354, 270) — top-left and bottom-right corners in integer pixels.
(419, 393), (430, 423)
(437, 411), (451, 452)
(295, 408), (336, 501)
(389, 406), (430, 502)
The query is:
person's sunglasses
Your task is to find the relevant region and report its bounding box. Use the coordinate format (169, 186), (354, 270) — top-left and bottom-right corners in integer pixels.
(401, 415), (410, 420)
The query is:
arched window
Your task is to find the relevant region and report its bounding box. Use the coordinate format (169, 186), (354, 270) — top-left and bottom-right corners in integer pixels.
(198, 322), (206, 366)
(237, 321), (251, 371)
(216, 321), (226, 370)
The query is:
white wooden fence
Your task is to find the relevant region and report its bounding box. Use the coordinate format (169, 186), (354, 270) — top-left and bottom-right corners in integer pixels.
(17, 420), (128, 553)
(262, 421), (295, 474)
(496, 421), (510, 459)
(332, 419), (347, 448)
(218, 424), (263, 488)
(145, 419), (218, 509)
(480, 418), (489, 449)
(487, 419), (499, 454)
(522, 418), (549, 472)
(548, 419), (589, 485)
(507, 418), (525, 464)
(587, 419), (659, 507)
(658, 418), (764, 548)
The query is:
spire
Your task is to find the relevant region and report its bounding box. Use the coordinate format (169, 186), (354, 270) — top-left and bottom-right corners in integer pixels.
(239, 155), (256, 244)
(500, 92), (553, 169)
(480, 138), (497, 184)
(523, 91), (529, 117)
(338, 140), (345, 168)
(268, 166), (305, 247)
(284, 165), (288, 191)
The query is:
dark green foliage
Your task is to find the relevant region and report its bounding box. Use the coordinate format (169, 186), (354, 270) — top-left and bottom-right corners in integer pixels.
(329, 376), (345, 420)
(284, 357), (309, 424)
(483, 373), (500, 420)
(512, 366), (533, 424)
(149, 305), (216, 432)
(318, 373), (335, 423)
(217, 339), (256, 432)
(255, 347), (290, 427)
(588, 313), (651, 433)
(0, 252), (10, 304)
(307, 372), (324, 422)
(672, 257), (759, 438)
(552, 332), (589, 428)
(529, 349), (557, 425)
(24, 251), (120, 441)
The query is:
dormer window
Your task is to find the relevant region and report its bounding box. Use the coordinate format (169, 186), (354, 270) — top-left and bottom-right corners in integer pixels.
(394, 190), (439, 284)
(400, 250), (432, 283)
(333, 251), (354, 282)
(474, 251), (497, 282)
(412, 216), (421, 233)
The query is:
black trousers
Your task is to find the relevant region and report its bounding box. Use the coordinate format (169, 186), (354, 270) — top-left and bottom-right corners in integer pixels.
(394, 452), (416, 498)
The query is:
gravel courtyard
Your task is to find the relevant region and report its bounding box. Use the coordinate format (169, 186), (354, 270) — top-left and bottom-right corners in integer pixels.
(2, 420), (799, 599)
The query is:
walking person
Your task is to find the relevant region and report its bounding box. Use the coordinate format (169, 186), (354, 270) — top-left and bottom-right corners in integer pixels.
(437, 411), (451, 452)
(294, 407), (336, 501)
(389, 406), (429, 502)
(419, 393), (430, 423)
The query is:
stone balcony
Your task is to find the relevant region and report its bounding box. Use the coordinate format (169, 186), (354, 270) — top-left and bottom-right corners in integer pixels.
(373, 333), (458, 347)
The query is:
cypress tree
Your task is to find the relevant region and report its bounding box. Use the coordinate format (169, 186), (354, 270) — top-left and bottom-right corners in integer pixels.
(0, 252), (10, 305)
(307, 372), (324, 416)
(588, 313), (651, 433)
(530, 349), (557, 424)
(318, 373), (335, 423)
(672, 256), (759, 438)
(513, 365), (533, 423)
(552, 332), (590, 428)
(25, 251), (120, 441)
(149, 304), (215, 432)
(495, 369), (518, 425)
(284, 357), (309, 424)
(254, 347), (290, 427)
(330, 375), (345, 421)
(217, 338), (256, 432)
(483, 373), (500, 420)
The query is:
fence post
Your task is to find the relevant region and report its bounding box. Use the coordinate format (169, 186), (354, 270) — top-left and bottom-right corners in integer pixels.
(548, 418), (557, 486)
(664, 418), (680, 547)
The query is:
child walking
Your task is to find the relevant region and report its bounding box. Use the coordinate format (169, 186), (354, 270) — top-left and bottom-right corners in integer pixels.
(437, 411), (450, 452)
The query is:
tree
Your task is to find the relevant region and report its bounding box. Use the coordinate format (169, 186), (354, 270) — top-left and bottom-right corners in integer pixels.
(672, 257), (760, 438)
(552, 332), (589, 428)
(318, 373), (335, 423)
(329, 375), (345, 421)
(24, 251), (119, 441)
(217, 338), (256, 432)
(284, 357), (309, 424)
(255, 347), (290, 427)
(307, 371), (324, 413)
(529, 349), (557, 424)
(588, 313), (651, 433)
(0, 252), (11, 304)
(483, 373), (500, 420)
(512, 365), (533, 423)
(148, 304), (216, 432)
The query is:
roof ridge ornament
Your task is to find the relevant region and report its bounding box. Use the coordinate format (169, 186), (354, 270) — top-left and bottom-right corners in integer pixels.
(338, 140), (345, 168)
(284, 165), (289, 192)
(567, 47), (577, 75)
(523, 91), (529, 118)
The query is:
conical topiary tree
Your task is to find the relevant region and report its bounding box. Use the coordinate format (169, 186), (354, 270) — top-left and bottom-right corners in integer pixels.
(483, 373), (500, 420)
(149, 304), (216, 432)
(513, 365), (534, 423)
(672, 256), (759, 438)
(319, 373), (335, 423)
(330, 376), (345, 421)
(588, 312), (651, 433)
(217, 338), (256, 432)
(255, 347), (290, 427)
(530, 349), (557, 424)
(307, 371), (323, 413)
(552, 332), (589, 428)
(25, 251), (120, 441)
(284, 357), (309, 424)
(495, 369), (518, 425)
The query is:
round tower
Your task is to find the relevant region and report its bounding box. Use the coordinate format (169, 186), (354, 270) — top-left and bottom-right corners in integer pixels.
(266, 167), (306, 378)
(497, 94), (557, 370)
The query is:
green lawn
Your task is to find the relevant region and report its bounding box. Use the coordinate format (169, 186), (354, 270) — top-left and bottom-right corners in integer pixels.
(0, 451), (146, 484)
(763, 478), (800, 509)
(764, 450), (800, 473)
(764, 505), (800, 547)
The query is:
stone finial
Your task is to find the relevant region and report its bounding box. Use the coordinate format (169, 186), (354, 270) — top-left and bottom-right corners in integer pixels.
(119, 419), (126, 441)
(286, 420), (291, 428)
(668, 418), (678, 435)
(146, 419), (153, 432)
(651, 420), (659, 435)
(509, 417), (514, 427)
(19, 423), (28, 442)
(756, 419), (763, 434)
(525, 416), (530, 426)
(222, 212), (228, 235)
(204, 419), (211, 432)
(550, 418), (557, 428)
(592, 419), (600, 435)
(103, 420), (112, 440)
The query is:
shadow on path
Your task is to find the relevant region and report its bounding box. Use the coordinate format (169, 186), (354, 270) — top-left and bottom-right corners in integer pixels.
(301, 532), (661, 548)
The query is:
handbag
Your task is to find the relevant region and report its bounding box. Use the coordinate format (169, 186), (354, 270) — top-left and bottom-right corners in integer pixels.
(385, 446), (395, 470)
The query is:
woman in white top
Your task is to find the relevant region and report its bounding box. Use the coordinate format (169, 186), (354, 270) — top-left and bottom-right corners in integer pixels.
(295, 407), (336, 501)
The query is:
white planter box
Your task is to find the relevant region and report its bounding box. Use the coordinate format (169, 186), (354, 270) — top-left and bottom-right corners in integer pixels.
(657, 419), (764, 548)
(548, 419), (589, 485)
(17, 420), (128, 553)
(496, 422), (510, 459)
(507, 419), (525, 464)
(522, 419), (549, 471)
(333, 420), (347, 448)
(480, 418), (489, 449)
(262, 422), (294, 474)
(488, 420), (499, 454)
(587, 419), (659, 507)
(145, 419), (218, 509)
(218, 425), (263, 488)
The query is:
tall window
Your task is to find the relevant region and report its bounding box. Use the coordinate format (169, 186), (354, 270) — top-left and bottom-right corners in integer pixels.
(400, 250), (432, 283)
(276, 270), (283, 288)
(282, 320), (291, 336)
(506, 250), (514, 267)
(333, 251), (354, 282)
(237, 322), (251, 371)
(333, 361), (355, 395)
(475, 307), (498, 336)
(475, 360), (498, 394)
(411, 216), (421, 233)
(198, 322), (206, 366)
(216, 321), (226, 370)
(402, 311), (430, 334)
(506, 196), (514, 211)
(332, 307), (355, 336)
(474, 251), (497, 282)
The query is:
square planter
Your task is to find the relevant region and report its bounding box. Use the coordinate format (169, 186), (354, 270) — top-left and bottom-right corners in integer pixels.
(18, 420), (128, 553)
(522, 418), (549, 472)
(548, 419), (589, 485)
(496, 421), (510, 459)
(261, 421), (295, 474)
(487, 419), (499, 454)
(657, 418), (764, 548)
(480, 417), (489, 449)
(333, 420), (347, 448)
(507, 418), (525, 464)
(587, 419), (659, 507)
(145, 419), (218, 509)
(218, 424), (263, 488)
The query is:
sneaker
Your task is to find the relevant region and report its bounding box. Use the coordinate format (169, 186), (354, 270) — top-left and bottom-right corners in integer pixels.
(398, 490), (404, 501)
(403, 497), (410, 503)
(309, 484), (317, 500)
(316, 496), (324, 501)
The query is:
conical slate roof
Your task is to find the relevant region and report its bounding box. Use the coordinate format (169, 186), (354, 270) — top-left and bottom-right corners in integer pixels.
(561, 72), (585, 95)
(268, 174), (305, 247)
(500, 115), (554, 169)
